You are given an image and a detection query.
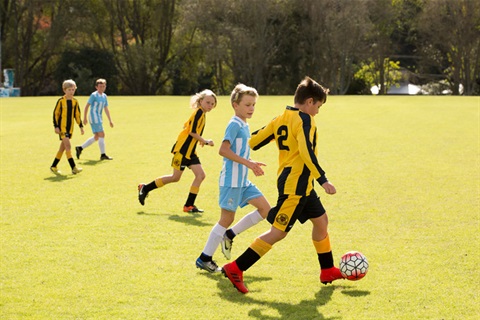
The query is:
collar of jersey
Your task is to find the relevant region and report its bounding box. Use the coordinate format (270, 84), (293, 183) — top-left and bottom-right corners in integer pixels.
(286, 105), (299, 111)
(232, 115), (248, 126)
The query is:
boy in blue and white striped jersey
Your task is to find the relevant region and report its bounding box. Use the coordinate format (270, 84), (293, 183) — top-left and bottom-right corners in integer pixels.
(76, 79), (114, 161)
(196, 84), (271, 273)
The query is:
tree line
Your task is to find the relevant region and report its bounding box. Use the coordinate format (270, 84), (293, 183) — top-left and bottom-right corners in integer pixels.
(1, 0), (479, 96)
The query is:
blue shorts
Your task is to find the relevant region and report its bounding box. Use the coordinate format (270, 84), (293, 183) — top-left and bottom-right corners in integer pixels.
(90, 122), (104, 133)
(219, 183), (263, 212)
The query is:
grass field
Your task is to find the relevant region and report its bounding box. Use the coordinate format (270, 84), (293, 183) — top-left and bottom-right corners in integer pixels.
(1, 95), (479, 319)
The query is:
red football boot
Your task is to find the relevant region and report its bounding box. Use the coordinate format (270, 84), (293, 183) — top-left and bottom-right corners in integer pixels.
(320, 267), (344, 284)
(222, 261), (248, 294)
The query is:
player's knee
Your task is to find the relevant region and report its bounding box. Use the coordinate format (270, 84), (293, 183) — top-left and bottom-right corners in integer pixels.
(258, 205), (270, 218)
(171, 175), (181, 182)
(196, 172), (206, 181)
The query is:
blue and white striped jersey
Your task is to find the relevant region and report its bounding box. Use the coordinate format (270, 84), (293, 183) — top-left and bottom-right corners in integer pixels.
(87, 91), (108, 124)
(219, 116), (251, 188)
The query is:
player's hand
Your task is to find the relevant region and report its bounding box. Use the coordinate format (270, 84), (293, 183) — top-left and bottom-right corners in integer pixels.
(248, 160), (266, 176)
(322, 181), (336, 195)
(83, 118), (88, 125)
(80, 127), (85, 135)
(200, 139), (214, 147)
(110, 121), (114, 128)
(54, 127), (60, 134)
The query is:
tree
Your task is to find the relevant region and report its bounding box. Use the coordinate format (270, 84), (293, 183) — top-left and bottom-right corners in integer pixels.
(295, 0), (372, 94)
(55, 48), (118, 95)
(354, 58), (403, 94)
(96, 0), (176, 95)
(363, 0), (400, 95)
(417, 0), (480, 95)
(2, 0), (89, 95)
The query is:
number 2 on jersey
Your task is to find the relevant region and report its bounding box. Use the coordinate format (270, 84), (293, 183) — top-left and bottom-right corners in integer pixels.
(277, 125), (290, 151)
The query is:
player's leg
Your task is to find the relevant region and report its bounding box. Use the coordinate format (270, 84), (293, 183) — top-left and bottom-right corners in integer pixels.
(138, 152), (185, 205)
(51, 139), (65, 173)
(97, 131), (112, 160)
(309, 206), (343, 284)
(196, 208), (235, 273)
(183, 163), (205, 212)
(76, 133), (96, 159)
(223, 194), (302, 293)
(138, 168), (183, 206)
(222, 226), (284, 294)
(63, 136), (82, 174)
(313, 215), (343, 284)
(222, 192), (270, 259)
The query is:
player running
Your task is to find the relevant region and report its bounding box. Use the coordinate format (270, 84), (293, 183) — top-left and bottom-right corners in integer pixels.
(137, 89), (217, 213)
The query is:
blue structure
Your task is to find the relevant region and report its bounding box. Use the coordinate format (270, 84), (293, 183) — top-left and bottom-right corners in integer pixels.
(0, 69), (21, 97)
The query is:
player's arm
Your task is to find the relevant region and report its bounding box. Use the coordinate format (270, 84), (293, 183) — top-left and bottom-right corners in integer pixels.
(75, 101), (84, 135)
(83, 103), (90, 125)
(104, 106), (114, 128)
(249, 121), (275, 150)
(295, 118), (334, 193)
(219, 140), (264, 176)
(190, 132), (213, 146)
(53, 100), (61, 133)
(189, 109), (212, 146)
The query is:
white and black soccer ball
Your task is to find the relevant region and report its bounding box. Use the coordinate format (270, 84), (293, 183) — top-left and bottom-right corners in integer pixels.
(339, 251), (368, 281)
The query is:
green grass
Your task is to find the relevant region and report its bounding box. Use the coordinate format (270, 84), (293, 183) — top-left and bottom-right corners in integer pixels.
(1, 95), (479, 319)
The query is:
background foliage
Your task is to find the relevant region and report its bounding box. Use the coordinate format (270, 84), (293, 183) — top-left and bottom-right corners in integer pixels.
(1, 0), (479, 96)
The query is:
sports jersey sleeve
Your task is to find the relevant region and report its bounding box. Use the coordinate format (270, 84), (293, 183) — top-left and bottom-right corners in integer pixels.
(296, 113), (328, 184)
(249, 120), (276, 150)
(87, 93), (95, 105)
(191, 108), (204, 134)
(223, 121), (241, 144)
(53, 99), (62, 128)
(74, 100), (83, 128)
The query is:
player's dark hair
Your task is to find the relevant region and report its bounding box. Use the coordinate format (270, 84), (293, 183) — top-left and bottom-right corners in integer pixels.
(294, 76), (329, 104)
(95, 78), (107, 86)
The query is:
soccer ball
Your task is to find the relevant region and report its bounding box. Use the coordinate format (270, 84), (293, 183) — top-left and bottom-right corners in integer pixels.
(339, 251), (368, 281)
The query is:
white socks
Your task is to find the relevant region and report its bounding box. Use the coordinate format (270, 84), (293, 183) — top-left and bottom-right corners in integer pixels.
(231, 210), (263, 235)
(202, 223), (226, 257)
(81, 137), (96, 149)
(98, 138), (106, 154)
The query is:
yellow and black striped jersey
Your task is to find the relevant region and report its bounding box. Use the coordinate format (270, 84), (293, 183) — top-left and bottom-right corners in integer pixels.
(249, 106), (328, 196)
(171, 108), (205, 159)
(52, 96), (83, 135)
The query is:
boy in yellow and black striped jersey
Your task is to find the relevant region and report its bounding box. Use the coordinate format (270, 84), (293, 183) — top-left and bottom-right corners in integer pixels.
(222, 77), (344, 294)
(138, 89), (217, 213)
(50, 79), (84, 175)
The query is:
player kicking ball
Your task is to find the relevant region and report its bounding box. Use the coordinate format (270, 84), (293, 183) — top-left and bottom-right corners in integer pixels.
(222, 77), (344, 293)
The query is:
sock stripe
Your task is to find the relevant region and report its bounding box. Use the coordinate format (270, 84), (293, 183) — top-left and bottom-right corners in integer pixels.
(250, 237), (272, 257)
(313, 234), (331, 254)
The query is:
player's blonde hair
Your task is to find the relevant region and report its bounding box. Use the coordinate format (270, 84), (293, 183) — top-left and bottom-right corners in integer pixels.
(190, 89), (217, 109)
(62, 79), (77, 90)
(230, 83), (258, 105)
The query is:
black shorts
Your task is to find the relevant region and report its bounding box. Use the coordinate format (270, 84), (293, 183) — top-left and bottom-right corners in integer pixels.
(267, 189), (326, 232)
(58, 132), (72, 140)
(171, 152), (201, 171)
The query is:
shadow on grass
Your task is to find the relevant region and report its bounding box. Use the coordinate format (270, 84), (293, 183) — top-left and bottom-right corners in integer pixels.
(340, 288), (370, 297)
(136, 211), (212, 227)
(79, 159), (105, 166)
(44, 173), (73, 182)
(207, 271), (368, 320)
